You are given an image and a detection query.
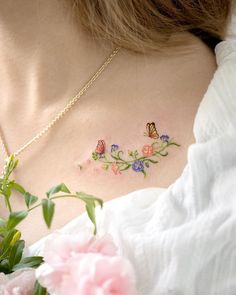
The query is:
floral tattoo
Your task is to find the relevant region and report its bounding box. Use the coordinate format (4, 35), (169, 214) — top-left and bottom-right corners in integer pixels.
(80, 122), (180, 177)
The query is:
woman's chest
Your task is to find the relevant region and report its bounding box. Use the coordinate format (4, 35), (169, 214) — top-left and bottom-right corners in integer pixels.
(0, 45), (216, 244)
(0, 98), (196, 245)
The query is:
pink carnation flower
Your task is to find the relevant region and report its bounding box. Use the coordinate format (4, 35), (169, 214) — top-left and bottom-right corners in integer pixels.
(0, 268), (35, 295)
(36, 231), (136, 295)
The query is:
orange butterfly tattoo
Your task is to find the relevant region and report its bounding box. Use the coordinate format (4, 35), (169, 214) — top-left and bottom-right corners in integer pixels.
(144, 122), (159, 139)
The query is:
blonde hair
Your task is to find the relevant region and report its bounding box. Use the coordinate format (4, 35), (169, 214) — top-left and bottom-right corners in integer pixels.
(68, 0), (235, 53)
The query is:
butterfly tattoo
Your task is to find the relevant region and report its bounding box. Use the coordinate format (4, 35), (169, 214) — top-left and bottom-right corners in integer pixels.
(95, 140), (106, 155)
(143, 122), (159, 139)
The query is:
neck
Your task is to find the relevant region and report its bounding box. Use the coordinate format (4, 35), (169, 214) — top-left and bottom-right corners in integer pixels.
(0, 0), (114, 117)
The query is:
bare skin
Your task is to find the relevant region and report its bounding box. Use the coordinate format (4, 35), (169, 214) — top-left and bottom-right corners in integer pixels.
(0, 0), (217, 245)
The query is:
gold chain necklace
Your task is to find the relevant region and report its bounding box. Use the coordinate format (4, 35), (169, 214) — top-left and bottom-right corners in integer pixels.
(0, 46), (121, 175)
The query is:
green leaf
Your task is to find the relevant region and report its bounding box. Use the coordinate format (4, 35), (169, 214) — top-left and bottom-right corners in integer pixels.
(9, 230), (21, 247)
(141, 170), (147, 178)
(7, 211), (28, 230)
(4, 185), (11, 198)
(91, 152), (98, 160)
(101, 164), (109, 170)
(3, 155), (18, 177)
(8, 240), (25, 268)
(42, 199), (55, 228)
(76, 192), (103, 209)
(86, 204), (97, 235)
(0, 259), (10, 274)
(0, 218), (7, 234)
(0, 228), (18, 255)
(24, 192), (38, 208)
(0, 218), (6, 226)
(11, 182), (26, 195)
(128, 150), (133, 157)
(46, 183), (70, 198)
(33, 280), (47, 295)
(12, 256), (44, 271)
(134, 150), (139, 157)
(12, 159), (19, 170)
(76, 192), (103, 235)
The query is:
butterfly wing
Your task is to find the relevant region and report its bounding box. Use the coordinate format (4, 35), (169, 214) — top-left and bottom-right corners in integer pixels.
(146, 122), (159, 139)
(95, 140), (106, 154)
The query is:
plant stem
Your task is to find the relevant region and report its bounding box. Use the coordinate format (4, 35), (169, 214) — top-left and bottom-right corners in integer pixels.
(27, 194), (78, 212)
(5, 197), (12, 213)
(99, 141), (174, 165)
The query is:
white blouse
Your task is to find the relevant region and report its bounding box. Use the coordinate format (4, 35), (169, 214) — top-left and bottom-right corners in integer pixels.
(28, 9), (236, 295)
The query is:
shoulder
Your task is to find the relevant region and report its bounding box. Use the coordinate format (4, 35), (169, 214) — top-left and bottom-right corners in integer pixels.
(113, 31), (217, 109)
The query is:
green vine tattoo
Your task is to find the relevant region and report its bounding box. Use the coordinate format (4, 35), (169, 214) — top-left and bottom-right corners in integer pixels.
(82, 122), (180, 177)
